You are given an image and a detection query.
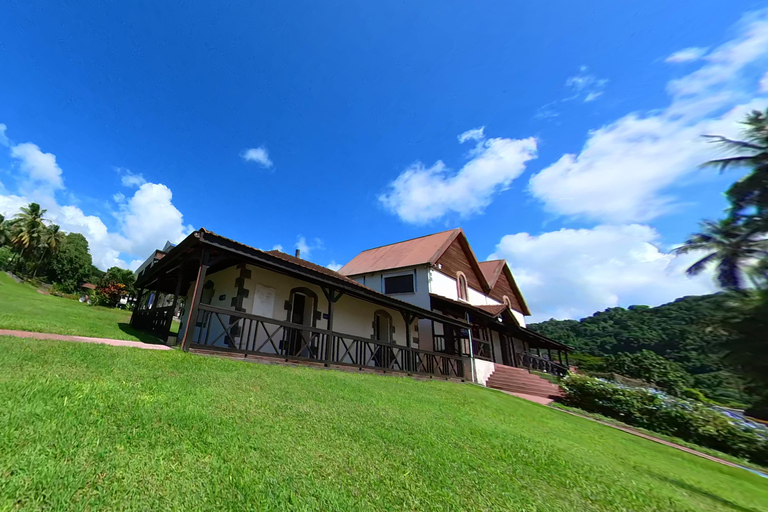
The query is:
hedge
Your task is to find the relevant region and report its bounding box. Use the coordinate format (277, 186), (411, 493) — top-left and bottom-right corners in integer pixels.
(560, 374), (768, 465)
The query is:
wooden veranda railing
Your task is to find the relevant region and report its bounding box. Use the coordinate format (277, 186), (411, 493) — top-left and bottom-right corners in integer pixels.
(190, 304), (465, 379)
(131, 305), (175, 339)
(515, 352), (569, 378)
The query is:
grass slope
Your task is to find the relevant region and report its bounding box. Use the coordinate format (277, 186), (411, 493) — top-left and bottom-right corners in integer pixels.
(0, 272), (157, 341)
(0, 338), (766, 511)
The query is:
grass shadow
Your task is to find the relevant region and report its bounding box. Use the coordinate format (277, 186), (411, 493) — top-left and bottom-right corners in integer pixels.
(117, 323), (167, 345)
(648, 472), (761, 512)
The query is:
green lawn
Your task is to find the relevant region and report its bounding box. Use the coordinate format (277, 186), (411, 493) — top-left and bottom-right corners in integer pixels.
(0, 272), (160, 342)
(0, 338), (765, 511)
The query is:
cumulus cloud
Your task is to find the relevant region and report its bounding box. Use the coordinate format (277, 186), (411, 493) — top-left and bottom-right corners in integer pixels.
(10, 142), (65, 195)
(665, 47), (709, 63)
(117, 168), (147, 188)
(490, 224), (717, 322)
(326, 261), (343, 272)
(242, 146), (273, 168)
(0, 124), (192, 270)
(380, 131), (537, 224)
(530, 9), (768, 223)
(272, 244), (284, 252)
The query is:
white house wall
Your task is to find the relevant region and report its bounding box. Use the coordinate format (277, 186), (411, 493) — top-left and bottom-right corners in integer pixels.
(180, 263), (413, 350)
(428, 269), (502, 307)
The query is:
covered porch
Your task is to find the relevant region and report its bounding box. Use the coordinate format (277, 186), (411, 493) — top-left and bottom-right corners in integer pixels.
(131, 229), (471, 380)
(429, 294), (572, 378)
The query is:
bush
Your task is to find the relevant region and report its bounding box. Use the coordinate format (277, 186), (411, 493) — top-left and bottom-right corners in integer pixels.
(604, 350), (692, 396)
(681, 388), (711, 403)
(0, 246), (13, 270)
(560, 374), (768, 465)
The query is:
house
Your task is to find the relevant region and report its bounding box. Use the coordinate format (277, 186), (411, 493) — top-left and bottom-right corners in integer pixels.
(130, 228), (570, 390)
(339, 228), (571, 384)
(131, 229), (468, 380)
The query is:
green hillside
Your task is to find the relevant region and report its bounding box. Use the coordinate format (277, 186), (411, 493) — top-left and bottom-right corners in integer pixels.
(0, 337), (765, 511)
(529, 294), (753, 404)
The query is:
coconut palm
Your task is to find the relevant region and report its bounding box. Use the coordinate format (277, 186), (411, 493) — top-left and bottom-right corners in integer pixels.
(12, 203), (47, 256)
(674, 217), (768, 291)
(703, 109), (768, 221)
(32, 224), (65, 278)
(0, 214), (8, 247)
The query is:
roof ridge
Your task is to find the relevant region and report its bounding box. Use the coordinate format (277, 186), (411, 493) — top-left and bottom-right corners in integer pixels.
(352, 228), (461, 254)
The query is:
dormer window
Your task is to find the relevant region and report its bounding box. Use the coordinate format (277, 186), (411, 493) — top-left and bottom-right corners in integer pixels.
(456, 272), (468, 301)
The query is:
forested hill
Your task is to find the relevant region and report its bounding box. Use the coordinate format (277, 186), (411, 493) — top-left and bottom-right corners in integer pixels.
(528, 294), (752, 404)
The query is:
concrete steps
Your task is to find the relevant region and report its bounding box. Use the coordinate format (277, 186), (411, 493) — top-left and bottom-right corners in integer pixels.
(485, 365), (563, 399)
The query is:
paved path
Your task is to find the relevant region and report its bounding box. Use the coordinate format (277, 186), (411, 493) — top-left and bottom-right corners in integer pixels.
(0, 329), (172, 350)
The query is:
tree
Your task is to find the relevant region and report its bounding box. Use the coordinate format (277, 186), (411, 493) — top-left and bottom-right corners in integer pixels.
(604, 350), (693, 396)
(100, 266), (136, 296)
(704, 108), (768, 221)
(674, 217), (768, 290)
(10, 203), (48, 275)
(48, 233), (93, 294)
(0, 214), (9, 247)
(32, 224), (65, 278)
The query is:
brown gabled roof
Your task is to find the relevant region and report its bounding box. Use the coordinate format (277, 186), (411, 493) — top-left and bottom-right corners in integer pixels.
(339, 229), (462, 276)
(478, 259), (532, 316)
(478, 260), (505, 288)
(476, 304), (507, 317)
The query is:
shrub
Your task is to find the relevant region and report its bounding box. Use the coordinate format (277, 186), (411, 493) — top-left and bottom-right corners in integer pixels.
(681, 388), (711, 403)
(560, 374), (768, 465)
(604, 350), (692, 396)
(0, 246), (13, 270)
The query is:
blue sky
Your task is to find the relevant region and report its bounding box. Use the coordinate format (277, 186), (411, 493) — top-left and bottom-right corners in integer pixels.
(1, 1), (767, 320)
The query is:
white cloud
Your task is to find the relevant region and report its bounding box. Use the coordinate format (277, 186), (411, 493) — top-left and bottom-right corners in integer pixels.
(0, 124), (8, 147)
(665, 46), (708, 63)
(242, 147), (273, 168)
(760, 71), (768, 92)
(117, 168), (147, 188)
(10, 142), (64, 194)
(535, 66), (608, 119)
(112, 192), (126, 203)
(565, 67), (608, 103)
(530, 9), (768, 223)
(0, 125), (192, 270)
(115, 183), (192, 261)
(380, 132), (538, 224)
(272, 244), (284, 252)
(458, 127), (485, 143)
(490, 224), (717, 322)
(327, 261), (343, 272)
(293, 236), (324, 259)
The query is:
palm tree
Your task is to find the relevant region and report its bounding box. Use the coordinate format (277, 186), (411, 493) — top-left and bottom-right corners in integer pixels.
(703, 109), (768, 221)
(674, 217), (768, 290)
(32, 224), (65, 278)
(11, 203), (47, 274)
(0, 214), (8, 247)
